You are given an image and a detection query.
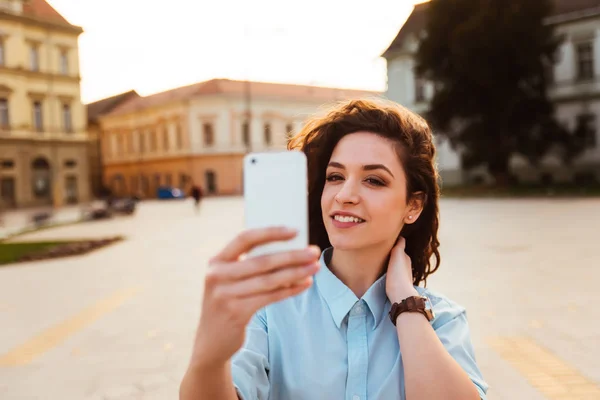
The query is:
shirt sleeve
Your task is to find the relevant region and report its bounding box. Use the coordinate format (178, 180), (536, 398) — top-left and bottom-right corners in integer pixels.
(431, 299), (489, 399)
(231, 307), (270, 400)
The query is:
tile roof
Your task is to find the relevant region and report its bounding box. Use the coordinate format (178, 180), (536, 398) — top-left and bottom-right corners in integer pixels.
(381, 0), (600, 58)
(107, 79), (380, 117)
(86, 90), (140, 123)
(22, 0), (75, 26)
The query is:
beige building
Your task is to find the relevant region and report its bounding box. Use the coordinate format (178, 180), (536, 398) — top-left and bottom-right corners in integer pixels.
(0, 0), (89, 209)
(99, 79), (379, 198)
(86, 90), (139, 198)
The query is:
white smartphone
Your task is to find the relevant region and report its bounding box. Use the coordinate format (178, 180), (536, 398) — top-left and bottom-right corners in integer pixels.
(243, 151), (309, 258)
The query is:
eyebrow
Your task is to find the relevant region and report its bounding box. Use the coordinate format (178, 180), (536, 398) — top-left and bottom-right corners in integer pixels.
(327, 161), (395, 178)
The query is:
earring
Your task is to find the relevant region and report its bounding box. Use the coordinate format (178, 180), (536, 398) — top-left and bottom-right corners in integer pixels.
(408, 216), (413, 220)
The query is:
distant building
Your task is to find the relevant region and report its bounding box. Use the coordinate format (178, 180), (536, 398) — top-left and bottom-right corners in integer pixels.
(0, 0), (89, 209)
(383, 0), (600, 185)
(86, 90), (139, 198)
(98, 78), (380, 197)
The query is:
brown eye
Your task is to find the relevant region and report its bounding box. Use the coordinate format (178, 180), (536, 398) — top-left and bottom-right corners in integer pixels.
(366, 177), (385, 186)
(326, 174), (343, 182)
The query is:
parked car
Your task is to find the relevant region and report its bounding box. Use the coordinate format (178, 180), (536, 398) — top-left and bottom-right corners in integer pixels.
(156, 186), (186, 200)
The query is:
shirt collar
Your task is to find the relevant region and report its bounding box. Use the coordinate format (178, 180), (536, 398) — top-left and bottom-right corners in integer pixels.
(315, 247), (389, 331)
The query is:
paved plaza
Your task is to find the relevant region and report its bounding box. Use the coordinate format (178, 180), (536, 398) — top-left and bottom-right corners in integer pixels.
(0, 197), (599, 400)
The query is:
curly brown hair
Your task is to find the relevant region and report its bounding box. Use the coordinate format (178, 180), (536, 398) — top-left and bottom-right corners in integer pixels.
(287, 98), (441, 287)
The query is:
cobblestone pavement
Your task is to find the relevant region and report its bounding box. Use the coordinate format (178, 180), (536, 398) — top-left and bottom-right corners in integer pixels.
(0, 197), (598, 400)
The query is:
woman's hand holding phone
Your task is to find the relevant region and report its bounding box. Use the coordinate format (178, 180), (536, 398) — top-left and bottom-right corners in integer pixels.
(188, 226), (320, 370)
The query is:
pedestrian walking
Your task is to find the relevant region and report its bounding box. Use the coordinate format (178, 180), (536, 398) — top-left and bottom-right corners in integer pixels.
(191, 185), (202, 212)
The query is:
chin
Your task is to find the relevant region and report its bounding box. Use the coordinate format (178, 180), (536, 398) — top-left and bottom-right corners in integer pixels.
(327, 234), (369, 251)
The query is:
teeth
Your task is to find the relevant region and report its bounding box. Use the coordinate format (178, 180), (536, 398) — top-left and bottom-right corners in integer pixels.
(334, 215), (364, 223)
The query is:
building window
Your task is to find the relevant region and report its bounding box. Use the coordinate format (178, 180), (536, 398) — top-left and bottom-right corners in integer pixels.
(128, 132), (135, 154)
(205, 170), (217, 194)
(286, 123), (294, 138)
(162, 127), (169, 151)
(576, 42), (594, 81)
(179, 173), (188, 189)
(31, 157), (51, 199)
(576, 113), (597, 148)
(264, 123), (272, 146)
(415, 75), (426, 103)
(0, 40), (5, 66)
(62, 103), (72, 133)
(30, 45), (39, 71)
(0, 98), (9, 128)
(203, 122), (214, 146)
(159, 126), (169, 151)
(139, 131), (146, 153)
(148, 130), (156, 152)
(242, 122), (250, 147)
(59, 49), (68, 75)
(154, 173), (161, 188)
(1, 159), (14, 169)
(65, 175), (78, 204)
(165, 173), (172, 186)
(64, 159), (77, 168)
(33, 101), (43, 132)
(176, 124), (183, 149)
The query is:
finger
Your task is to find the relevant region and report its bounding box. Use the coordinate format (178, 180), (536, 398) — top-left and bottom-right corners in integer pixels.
(394, 236), (406, 251)
(213, 227), (298, 262)
(222, 262), (320, 298)
(243, 277), (314, 312)
(219, 247), (321, 280)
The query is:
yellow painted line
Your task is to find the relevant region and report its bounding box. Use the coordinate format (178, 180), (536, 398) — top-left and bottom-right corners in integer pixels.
(0, 286), (142, 366)
(488, 336), (600, 400)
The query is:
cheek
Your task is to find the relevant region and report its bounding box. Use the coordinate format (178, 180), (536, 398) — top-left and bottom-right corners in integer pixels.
(321, 184), (335, 209)
(369, 194), (406, 226)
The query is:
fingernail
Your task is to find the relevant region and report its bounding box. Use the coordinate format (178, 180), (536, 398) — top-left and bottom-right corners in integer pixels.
(283, 227), (298, 234)
(308, 246), (321, 257)
(306, 261), (320, 270)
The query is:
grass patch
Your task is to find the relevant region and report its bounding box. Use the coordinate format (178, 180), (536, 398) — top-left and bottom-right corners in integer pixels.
(0, 241), (69, 265)
(0, 237), (123, 266)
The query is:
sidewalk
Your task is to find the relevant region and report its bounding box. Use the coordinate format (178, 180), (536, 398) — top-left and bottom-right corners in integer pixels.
(0, 204), (93, 240)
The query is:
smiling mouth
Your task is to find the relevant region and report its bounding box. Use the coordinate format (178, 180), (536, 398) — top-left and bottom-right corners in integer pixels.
(332, 215), (365, 223)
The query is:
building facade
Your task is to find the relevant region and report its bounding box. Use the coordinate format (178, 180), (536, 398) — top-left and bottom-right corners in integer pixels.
(86, 90), (139, 198)
(0, 0), (89, 209)
(383, 0), (600, 185)
(98, 79), (379, 198)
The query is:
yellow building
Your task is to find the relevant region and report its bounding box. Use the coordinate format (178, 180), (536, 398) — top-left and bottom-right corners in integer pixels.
(0, 0), (89, 209)
(98, 78), (379, 198)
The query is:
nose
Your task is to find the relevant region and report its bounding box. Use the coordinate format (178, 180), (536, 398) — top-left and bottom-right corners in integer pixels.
(334, 179), (360, 205)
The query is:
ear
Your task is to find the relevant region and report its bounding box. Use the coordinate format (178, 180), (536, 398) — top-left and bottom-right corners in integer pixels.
(404, 191), (426, 225)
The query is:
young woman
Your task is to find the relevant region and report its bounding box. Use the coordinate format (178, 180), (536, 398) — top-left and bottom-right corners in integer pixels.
(180, 99), (488, 400)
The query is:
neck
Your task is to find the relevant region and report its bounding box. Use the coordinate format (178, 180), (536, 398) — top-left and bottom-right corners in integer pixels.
(329, 244), (392, 299)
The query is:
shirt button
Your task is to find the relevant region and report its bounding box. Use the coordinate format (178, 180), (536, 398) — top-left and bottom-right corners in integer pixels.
(355, 305), (364, 313)
(353, 396), (360, 400)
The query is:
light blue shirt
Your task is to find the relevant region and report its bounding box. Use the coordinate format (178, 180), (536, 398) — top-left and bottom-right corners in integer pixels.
(232, 247), (488, 400)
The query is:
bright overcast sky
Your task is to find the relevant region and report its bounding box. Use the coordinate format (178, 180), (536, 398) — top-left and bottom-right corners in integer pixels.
(47, 0), (425, 104)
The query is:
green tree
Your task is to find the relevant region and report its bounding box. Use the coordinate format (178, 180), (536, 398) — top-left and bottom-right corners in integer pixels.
(416, 0), (582, 184)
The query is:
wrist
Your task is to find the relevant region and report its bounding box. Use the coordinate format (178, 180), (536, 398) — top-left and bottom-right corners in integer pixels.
(388, 286), (419, 304)
(188, 357), (230, 377)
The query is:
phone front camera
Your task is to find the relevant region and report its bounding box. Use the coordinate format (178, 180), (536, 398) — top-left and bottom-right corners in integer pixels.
(251, 158), (257, 164)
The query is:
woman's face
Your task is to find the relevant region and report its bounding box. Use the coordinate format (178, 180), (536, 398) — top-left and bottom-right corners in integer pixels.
(321, 132), (417, 251)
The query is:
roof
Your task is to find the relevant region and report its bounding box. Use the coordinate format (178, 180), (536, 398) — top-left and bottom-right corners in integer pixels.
(22, 0), (76, 27)
(86, 90), (140, 123)
(107, 79), (380, 117)
(381, 0), (600, 58)
(381, 2), (429, 58)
